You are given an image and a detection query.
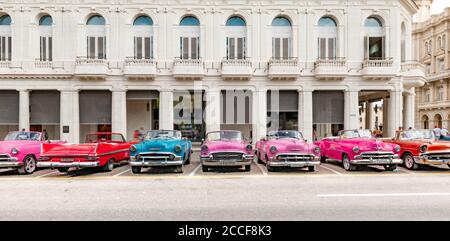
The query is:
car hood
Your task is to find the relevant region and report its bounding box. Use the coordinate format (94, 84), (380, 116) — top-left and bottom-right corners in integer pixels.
(266, 138), (310, 151)
(416, 139), (450, 152)
(203, 140), (248, 152)
(43, 143), (97, 156)
(340, 138), (395, 152)
(137, 139), (182, 152)
(0, 140), (39, 153)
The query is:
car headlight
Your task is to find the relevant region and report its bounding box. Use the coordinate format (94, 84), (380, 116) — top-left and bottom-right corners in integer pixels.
(174, 145), (182, 153)
(352, 146), (360, 154)
(394, 145), (401, 153)
(11, 148), (19, 155)
(420, 145), (428, 153)
(130, 145), (137, 152)
(314, 146), (321, 154)
(246, 144), (252, 152)
(269, 146), (277, 154)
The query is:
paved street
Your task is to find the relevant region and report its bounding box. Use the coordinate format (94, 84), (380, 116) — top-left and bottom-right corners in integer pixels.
(0, 151), (450, 220)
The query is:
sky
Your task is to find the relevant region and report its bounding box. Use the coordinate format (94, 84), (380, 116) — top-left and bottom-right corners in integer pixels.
(431, 0), (450, 14)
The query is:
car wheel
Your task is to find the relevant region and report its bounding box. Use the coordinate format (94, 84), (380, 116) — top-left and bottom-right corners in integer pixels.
(17, 155), (37, 175)
(202, 165), (209, 172)
(244, 165), (251, 172)
(175, 165), (183, 173)
(342, 154), (356, 171)
(384, 164), (397, 171)
(266, 165), (276, 172)
(184, 152), (191, 165)
(102, 159), (114, 172)
(131, 167), (141, 174)
(403, 153), (419, 170)
(320, 156), (327, 163)
(57, 167), (69, 173)
(308, 166), (316, 172)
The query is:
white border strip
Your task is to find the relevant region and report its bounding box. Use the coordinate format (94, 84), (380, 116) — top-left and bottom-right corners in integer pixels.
(317, 193), (450, 198)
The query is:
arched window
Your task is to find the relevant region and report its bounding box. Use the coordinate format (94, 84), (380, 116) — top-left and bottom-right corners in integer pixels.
(179, 16), (200, 59)
(226, 16), (246, 59)
(272, 16), (292, 59)
(86, 15), (106, 59)
(318, 16), (337, 60)
(434, 114), (443, 128)
(0, 15), (12, 61)
(364, 16), (385, 60)
(39, 15), (53, 61)
(133, 16), (154, 59)
(422, 115), (429, 129)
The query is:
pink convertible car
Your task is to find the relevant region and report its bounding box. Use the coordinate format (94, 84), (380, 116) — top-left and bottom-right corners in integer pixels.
(0, 131), (62, 174)
(315, 129), (402, 171)
(200, 131), (254, 172)
(255, 130), (320, 172)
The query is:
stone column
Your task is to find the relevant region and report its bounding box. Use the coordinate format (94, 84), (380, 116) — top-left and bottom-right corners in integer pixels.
(365, 101), (372, 130)
(298, 89), (313, 142)
(344, 90), (359, 130)
(388, 90), (403, 137)
(204, 89), (221, 134)
(403, 89), (415, 130)
(159, 89), (174, 130)
(60, 90), (79, 143)
(111, 89), (127, 140)
(252, 88), (267, 144)
(18, 89), (30, 131)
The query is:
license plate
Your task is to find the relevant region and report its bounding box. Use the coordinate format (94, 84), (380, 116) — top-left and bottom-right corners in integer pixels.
(290, 164), (303, 168)
(221, 161), (235, 165)
(61, 158), (74, 162)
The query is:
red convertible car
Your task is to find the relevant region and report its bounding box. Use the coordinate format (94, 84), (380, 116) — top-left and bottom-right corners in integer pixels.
(383, 129), (450, 170)
(37, 132), (134, 173)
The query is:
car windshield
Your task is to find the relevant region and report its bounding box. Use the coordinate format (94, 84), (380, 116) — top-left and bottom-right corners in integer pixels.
(340, 129), (373, 139)
(206, 131), (242, 141)
(268, 131), (303, 139)
(399, 130), (435, 140)
(146, 130), (181, 140)
(4, 132), (41, 141)
(85, 133), (124, 143)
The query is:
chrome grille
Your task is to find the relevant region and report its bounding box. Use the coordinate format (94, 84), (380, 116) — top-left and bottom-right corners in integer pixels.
(359, 152), (394, 159)
(139, 153), (174, 160)
(0, 154), (11, 162)
(276, 154), (314, 161)
(212, 152), (243, 160)
(423, 152), (450, 160)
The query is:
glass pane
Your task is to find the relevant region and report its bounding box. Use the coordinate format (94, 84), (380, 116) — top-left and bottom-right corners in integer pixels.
(319, 38), (326, 59)
(144, 37), (151, 59)
(318, 17), (337, 27)
(282, 38), (289, 59)
(182, 37), (189, 59)
(136, 37), (142, 59)
(133, 16), (153, 26)
(87, 15), (105, 25)
(39, 15), (53, 26)
(226, 16), (246, 26)
(48, 37), (52, 61)
(237, 38), (244, 59)
(0, 15), (11, 25)
(365, 17), (382, 27)
(369, 37), (382, 59)
(42, 37), (47, 61)
(229, 38), (235, 59)
(98, 37), (104, 59)
(272, 17), (291, 26)
(274, 38), (280, 59)
(328, 38), (335, 59)
(1, 37), (4, 60)
(88, 37), (95, 59)
(180, 16), (200, 26)
(191, 37), (198, 59)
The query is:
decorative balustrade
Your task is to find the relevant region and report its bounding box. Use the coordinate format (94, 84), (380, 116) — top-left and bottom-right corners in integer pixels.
(173, 58), (204, 80)
(314, 58), (348, 80)
(34, 60), (53, 69)
(361, 58), (396, 80)
(124, 58), (157, 80)
(0, 61), (11, 68)
(221, 58), (252, 80)
(268, 58), (299, 80)
(74, 57), (109, 80)
(362, 58), (394, 68)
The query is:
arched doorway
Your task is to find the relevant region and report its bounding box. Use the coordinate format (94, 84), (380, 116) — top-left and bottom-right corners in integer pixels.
(422, 115), (429, 129)
(434, 114), (443, 128)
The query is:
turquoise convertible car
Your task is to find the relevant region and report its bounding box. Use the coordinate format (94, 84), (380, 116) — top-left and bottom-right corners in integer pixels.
(129, 130), (192, 173)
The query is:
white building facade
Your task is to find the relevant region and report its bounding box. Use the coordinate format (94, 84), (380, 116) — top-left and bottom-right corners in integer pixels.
(0, 0), (424, 143)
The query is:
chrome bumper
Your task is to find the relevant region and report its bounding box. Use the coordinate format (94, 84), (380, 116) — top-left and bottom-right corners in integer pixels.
(351, 158), (402, 165)
(37, 161), (100, 168)
(0, 160), (22, 168)
(200, 154), (253, 167)
(414, 155), (450, 165)
(267, 159), (320, 167)
(130, 160), (183, 167)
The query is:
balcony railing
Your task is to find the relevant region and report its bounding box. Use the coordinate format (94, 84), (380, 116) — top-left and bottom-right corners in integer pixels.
(0, 61), (11, 68)
(74, 57), (109, 80)
(34, 60), (53, 69)
(221, 58), (252, 80)
(268, 57), (299, 80)
(314, 58), (348, 80)
(401, 60), (425, 73)
(173, 58), (204, 80)
(361, 58), (395, 80)
(124, 57), (157, 80)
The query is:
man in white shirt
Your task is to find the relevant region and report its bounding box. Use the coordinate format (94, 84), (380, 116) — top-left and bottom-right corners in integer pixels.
(433, 126), (442, 139)
(441, 128), (448, 137)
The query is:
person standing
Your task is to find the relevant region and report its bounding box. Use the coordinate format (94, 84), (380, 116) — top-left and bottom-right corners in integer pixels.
(433, 125), (442, 139)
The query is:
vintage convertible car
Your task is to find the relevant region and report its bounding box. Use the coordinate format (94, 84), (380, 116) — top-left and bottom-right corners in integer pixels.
(37, 132), (134, 173)
(315, 129), (402, 171)
(200, 130), (253, 172)
(255, 130), (320, 172)
(383, 129), (450, 170)
(0, 131), (64, 174)
(129, 130), (192, 173)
